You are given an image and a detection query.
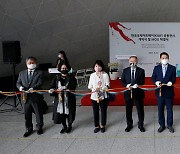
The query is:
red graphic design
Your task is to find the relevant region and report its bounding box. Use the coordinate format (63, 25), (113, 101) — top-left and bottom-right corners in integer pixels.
(109, 22), (135, 44)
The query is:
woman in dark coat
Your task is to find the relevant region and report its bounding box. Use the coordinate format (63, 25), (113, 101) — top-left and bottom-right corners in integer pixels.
(49, 62), (77, 133)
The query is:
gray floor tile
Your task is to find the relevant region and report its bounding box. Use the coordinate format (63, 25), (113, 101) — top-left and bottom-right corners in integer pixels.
(1, 95), (180, 154)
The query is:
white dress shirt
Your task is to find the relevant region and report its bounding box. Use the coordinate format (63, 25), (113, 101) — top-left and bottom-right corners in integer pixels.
(131, 67), (136, 79)
(88, 72), (110, 101)
(28, 69), (35, 76)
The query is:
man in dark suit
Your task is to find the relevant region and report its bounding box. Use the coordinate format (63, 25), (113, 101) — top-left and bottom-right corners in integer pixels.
(121, 56), (145, 132)
(152, 52), (176, 133)
(17, 56), (44, 137)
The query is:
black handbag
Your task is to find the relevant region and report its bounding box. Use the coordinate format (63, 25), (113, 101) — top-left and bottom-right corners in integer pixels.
(107, 92), (116, 102)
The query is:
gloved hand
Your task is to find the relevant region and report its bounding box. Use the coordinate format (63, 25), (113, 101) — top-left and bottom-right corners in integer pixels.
(19, 86), (24, 91)
(48, 89), (54, 94)
(167, 81), (172, 86)
(132, 84), (138, 89)
(155, 81), (161, 87)
(102, 86), (108, 91)
(126, 84), (131, 90)
(58, 86), (66, 91)
(27, 88), (33, 93)
(126, 84), (131, 88)
(91, 88), (96, 93)
(61, 86), (66, 90)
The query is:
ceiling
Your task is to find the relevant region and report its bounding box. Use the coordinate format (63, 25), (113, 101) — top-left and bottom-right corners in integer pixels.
(0, 0), (180, 77)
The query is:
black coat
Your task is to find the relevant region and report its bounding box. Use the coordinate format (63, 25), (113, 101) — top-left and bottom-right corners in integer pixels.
(121, 67), (145, 101)
(50, 74), (77, 124)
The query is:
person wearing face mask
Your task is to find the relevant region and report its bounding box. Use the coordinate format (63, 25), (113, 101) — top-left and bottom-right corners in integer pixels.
(121, 56), (145, 132)
(152, 52), (176, 133)
(56, 51), (71, 70)
(49, 63), (77, 134)
(16, 56), (44, 137)
(88, 60), (110, 133)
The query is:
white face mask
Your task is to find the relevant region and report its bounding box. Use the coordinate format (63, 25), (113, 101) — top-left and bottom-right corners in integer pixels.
(58, 55), (62, 59)
(161, 59), (169, 65)
(27, 64), (36, 70)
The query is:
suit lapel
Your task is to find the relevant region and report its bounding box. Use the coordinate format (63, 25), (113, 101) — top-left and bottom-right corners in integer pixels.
(24, 70), (29, 84)
(158, 65), (163, 81)
(127, 67), (131, 83)
(163, 64), (169, 80)
(135, 67), (138, 81)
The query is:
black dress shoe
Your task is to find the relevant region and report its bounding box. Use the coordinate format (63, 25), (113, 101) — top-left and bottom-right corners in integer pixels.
(65, 126), (72, 133)
(94, 127), (100, 133)
(157, 126), (166, 133)
(167, 126), (174, 133)
(138, 126), (145, 132)
(23, 129), (33, 137)
(60, 127), (67, 134)
(37, 128), (43, 135)
(125, 126), (133, 132)
(100, 127), (106, 133)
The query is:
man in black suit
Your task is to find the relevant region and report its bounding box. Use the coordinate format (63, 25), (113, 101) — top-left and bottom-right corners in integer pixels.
(17, 56), (44, 137)
(121, 56), (145, 132)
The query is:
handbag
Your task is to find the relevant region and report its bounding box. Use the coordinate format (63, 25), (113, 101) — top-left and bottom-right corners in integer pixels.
(107, 92), (116, 102)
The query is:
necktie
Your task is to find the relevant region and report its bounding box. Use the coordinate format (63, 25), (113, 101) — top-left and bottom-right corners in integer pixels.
(163, 66), (167, 78)
(28, 71), (32, 82)
(131, 69), (135, 85)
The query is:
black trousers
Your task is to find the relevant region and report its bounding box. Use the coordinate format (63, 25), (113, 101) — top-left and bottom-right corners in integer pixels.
(61, 114), (72, 128)
(92, 99), (108, 127)
(24, 99), (44, 130)
(125, 98), (144, 127)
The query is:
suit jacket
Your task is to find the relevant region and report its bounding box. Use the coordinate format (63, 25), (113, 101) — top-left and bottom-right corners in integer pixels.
(152, 64), (176, 98)
(16, 69), (43, 103)
(121, 67), (145, 101)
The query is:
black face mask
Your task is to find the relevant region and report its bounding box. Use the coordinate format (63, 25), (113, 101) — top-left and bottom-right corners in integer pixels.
(61, 70), (68, 74)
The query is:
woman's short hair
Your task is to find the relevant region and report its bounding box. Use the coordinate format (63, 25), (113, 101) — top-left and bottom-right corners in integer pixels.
(93, 60), (105, 71)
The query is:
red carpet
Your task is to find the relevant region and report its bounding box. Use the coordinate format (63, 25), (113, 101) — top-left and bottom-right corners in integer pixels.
(81, 77), (180, 106)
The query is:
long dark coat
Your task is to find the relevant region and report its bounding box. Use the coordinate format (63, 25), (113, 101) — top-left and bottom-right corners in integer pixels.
(50, 74), (77, 124)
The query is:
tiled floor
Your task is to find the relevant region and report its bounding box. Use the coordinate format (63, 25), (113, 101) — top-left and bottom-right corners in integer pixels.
(0, 93), (180, 154)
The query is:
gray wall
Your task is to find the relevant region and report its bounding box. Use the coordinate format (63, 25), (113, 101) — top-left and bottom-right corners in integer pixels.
(0, 0), (180, 77)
